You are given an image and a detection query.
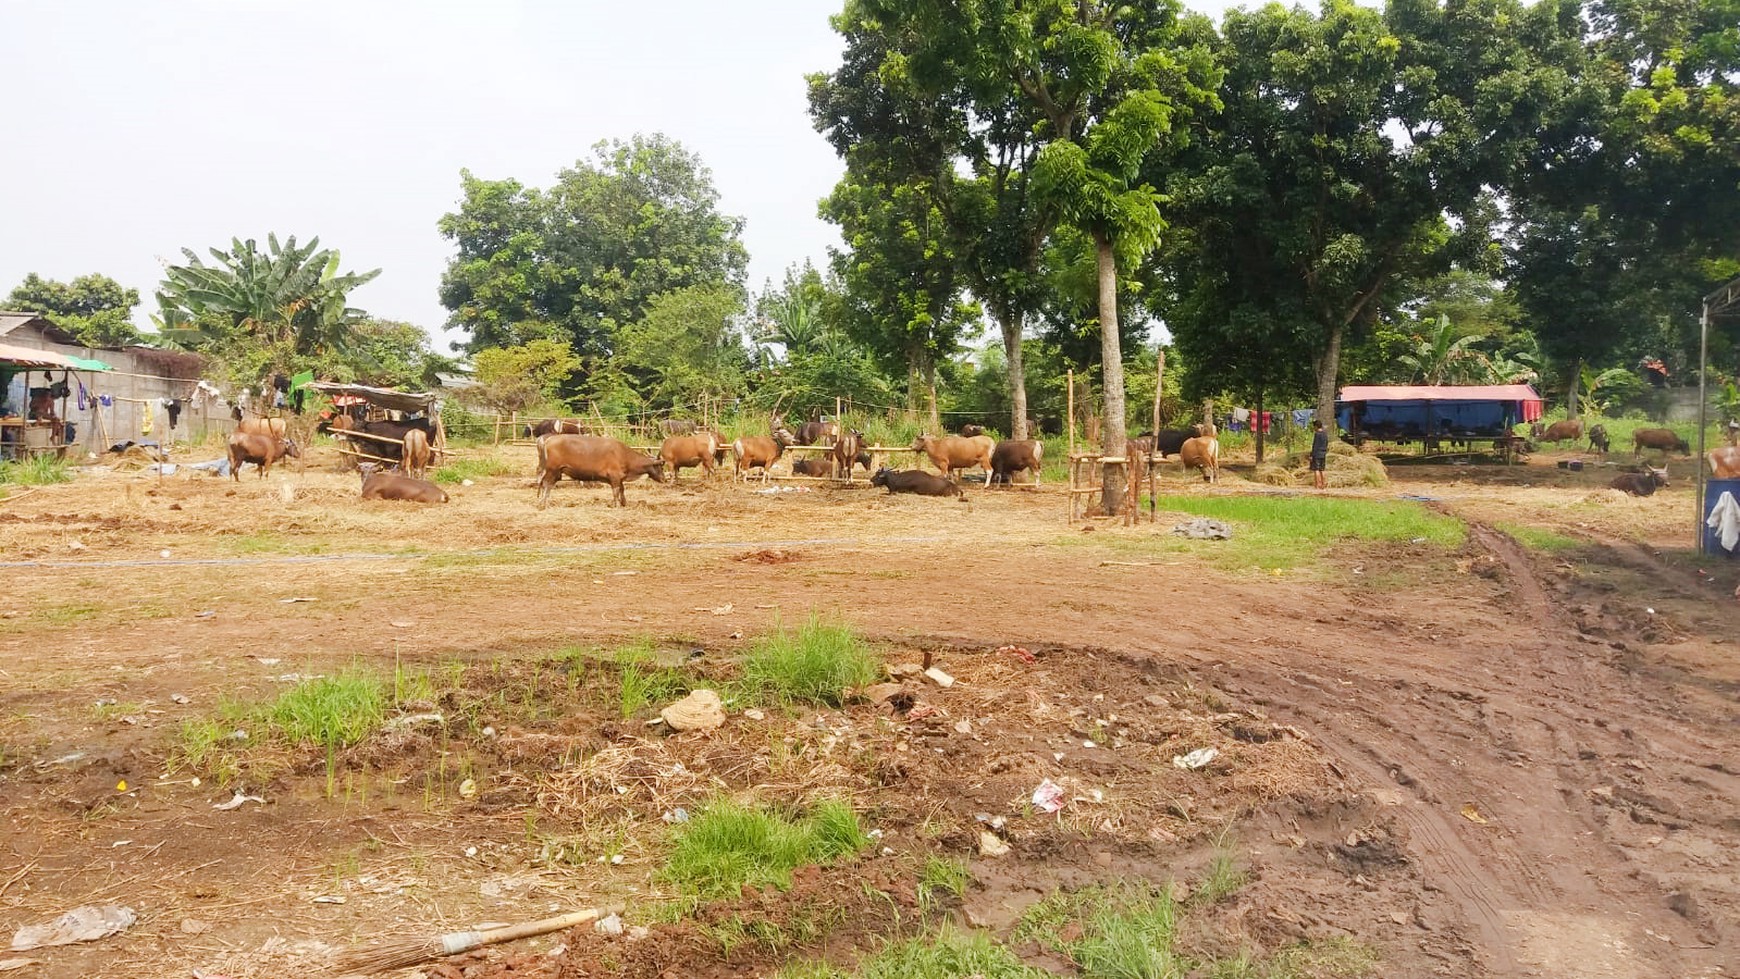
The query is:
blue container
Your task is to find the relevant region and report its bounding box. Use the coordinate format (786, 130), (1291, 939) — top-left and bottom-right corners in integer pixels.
(1703, 478), (1740, 557)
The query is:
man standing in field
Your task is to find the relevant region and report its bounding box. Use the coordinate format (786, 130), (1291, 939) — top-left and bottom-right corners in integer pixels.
(1311, 420), (1328, 490)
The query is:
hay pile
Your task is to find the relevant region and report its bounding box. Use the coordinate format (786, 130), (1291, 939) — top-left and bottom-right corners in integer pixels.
(1250, 446), (1388, 488)
(108, 445), (165, 470)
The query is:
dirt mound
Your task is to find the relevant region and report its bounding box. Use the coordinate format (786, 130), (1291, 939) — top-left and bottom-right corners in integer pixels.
(733, 548), (803, 564)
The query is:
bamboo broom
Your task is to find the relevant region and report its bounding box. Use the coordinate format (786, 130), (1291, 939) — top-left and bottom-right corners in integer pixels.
(334, 906), (612, 975)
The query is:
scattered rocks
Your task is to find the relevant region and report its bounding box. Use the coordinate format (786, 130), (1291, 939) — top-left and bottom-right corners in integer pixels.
(977, 831), (1011, 858)
(922, 667), (956, 688)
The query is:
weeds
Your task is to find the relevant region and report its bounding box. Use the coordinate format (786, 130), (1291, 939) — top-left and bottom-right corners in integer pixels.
(0, 455), (72, 486)
(740, 617), (879, 707)
(605, 641), (689, 719)
(1117, 495), (1466, 572)
(659, 798), (869, 901)
(1496, 522), (1581, 553)
(917, 856), (969, 913)
(266, 672), (386, 749)
(1196, 847), (1248, 904)
(856, 928), (1050, 979)
(1073, 887), (1183, 979)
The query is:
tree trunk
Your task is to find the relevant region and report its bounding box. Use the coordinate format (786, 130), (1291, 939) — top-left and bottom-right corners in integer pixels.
(925, 357), (940, 433)
(1567, 357), (1582, 419)
(1313, 321), (1345, 431)
(999, 307), (1029, 441)
(1255, 387), (1265, 464)
(906, 351), (923, 424)
(1094, 230), (1127, 514)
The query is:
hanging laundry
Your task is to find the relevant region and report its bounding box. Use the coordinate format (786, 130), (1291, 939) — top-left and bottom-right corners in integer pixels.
(99, 393), (114, 408)
(166, 399), (182, 429)
(77, 380), (89, 411)
(1292, 408), (1314, 427)
(140, 403), (153, 436)
(1231, 406), (1252, 424)
(231, 404), (243, 421)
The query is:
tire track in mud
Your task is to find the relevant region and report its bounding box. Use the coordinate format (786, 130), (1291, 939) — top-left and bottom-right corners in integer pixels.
(1193, 520), (1734, 978)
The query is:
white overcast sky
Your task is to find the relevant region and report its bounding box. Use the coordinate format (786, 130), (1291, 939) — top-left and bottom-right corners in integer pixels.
(1, 0), (1242, 352)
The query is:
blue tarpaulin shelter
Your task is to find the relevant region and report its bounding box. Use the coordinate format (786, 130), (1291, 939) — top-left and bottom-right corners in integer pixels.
(1337, 384), (1544, 442)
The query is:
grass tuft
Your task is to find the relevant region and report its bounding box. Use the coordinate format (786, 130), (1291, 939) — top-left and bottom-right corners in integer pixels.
(1496, 521), (1581, 553)
(660, 798), (869, 901)
(0, 454), (73, 486)
(1195, 850), (1249, 904)
(917, 856), (970, 913)
(265, 671), (386, 749)
(1072, 886), (1183, 979)
(605, 640), (689, 719)
(740, 617), (879, 707)
(1127, 495), (1465, 572)
(853, 928), (1051, 979)
(433, 456), (517, 484)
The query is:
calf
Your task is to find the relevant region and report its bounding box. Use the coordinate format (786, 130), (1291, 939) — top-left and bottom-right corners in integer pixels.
(732, 427), (796, 482)
(660, 431), (724, 483)
(1178, 434), (1220, 483)
(1588, 424), (1610, 454)
(1611, 467), (1669, 496)
(227, 433), (300, 480)
(401, 428), (432, 479)
(790, 458), (832, 477)
(912, 433), (994, 484)
(831, 429), (866, 482)
(1539, 419), (1583, 444)
(1633, 427), (1690, 457)
(358, 465), (448, 503)
(870, 467), (965, 499)
(989, 439), (1044, 486)
(535, 434), (665, 507)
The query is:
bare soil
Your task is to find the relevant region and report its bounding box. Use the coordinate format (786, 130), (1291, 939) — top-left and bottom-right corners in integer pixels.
(1, 442), (1735, 978)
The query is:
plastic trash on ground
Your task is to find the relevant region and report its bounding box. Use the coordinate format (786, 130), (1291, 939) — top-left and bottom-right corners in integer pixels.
(10, 905), (136, 951)
(1172, 747), (1219, 770)
(1031, 778), (1066, 814)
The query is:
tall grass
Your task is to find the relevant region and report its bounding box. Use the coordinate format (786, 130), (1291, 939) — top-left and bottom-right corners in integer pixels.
(659, 798), (869, 901)
(605, 640), (690, 719)
(265, 672), (387, 749)
(740, 617), (880, 707)
(0, 455), (72, 486)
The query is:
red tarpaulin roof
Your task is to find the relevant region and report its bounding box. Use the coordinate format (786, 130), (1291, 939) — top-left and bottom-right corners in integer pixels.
(1339, 384), (1544, 421)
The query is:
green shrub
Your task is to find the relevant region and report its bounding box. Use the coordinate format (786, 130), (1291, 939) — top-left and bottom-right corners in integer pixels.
(660, 799), (869, 901)
(265, 672), (386, 749)
(0, 455), (72, 486)
(740, 617), (879, 707)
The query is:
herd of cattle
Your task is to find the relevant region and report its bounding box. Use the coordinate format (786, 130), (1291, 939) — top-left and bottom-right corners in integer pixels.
(218, 409), (1719, 505)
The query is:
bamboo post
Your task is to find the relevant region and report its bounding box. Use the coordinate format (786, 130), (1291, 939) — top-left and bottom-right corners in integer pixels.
(1152, 351), (1163, 521)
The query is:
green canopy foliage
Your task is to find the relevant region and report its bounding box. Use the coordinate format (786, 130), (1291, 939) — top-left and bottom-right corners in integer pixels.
(437, 134), (750, 380)
(469, 339), (583, 414)
(6, 273), (143, 347)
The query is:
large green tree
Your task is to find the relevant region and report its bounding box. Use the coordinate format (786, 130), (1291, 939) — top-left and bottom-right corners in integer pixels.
(1167, 0), (1570, 425)
(838, 0), (1219, 509)
(438, 134), (750, 379)
(616, 283), (751, 412)
(749, 264), (893, 418)
(1509, 0), (1740, 394)
(6, 273), (143, 347)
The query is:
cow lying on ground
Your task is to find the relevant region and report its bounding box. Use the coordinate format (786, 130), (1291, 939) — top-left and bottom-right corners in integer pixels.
(871, 467), (965, 499)
(912, 433), (994, 484)
(790, 458), (831, 477)
(990, 439), (1044, 486)
(1179, 433), (1219, 482)
(1633, 427), (1690, 457)
(357, 464), (448, 503)
(535, 434), (665, 507)
(733, 427), (796, 482)
(1611, 467), (1669, 496)
(659, 431), (724, 483)
(227, 433), (300, 480)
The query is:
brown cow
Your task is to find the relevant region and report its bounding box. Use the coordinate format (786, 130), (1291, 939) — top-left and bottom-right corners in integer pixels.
(237, 417), (287, 439)
(912, 433), (994, 484)
(660, 431), (724, 483)
(790, 458), (832, 477)
(525, 418), (585, 438)
(1537, 418), (1583, 445)
(535, 434), (664, 508)
(1611, 467), (1669, 496)
(227, 433), (300, 480)
(796, 419), (837, 447)
(831, 429), (866, 482)
(1633, 427), (1690, 457)
(1178, 434), (1219, 483)
(959, 423), (985, 437)
(1709, 445), (1740, 478)
(358, 465), (448, 503)
(989, 439), (1044, 486)
(871, 467), (965, 499)
(732, 427), (795, 482)
(401, 428), (432, 479)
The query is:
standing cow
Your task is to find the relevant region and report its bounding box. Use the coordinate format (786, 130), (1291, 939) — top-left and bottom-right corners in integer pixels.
(912, 433), (994, 485)
(227, 433), (300, 480)
(1633, 427), (1690, 458)
(401, 428), (432, 479)
(535, 435), (665, 507)
(660, 431), (724, 483)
